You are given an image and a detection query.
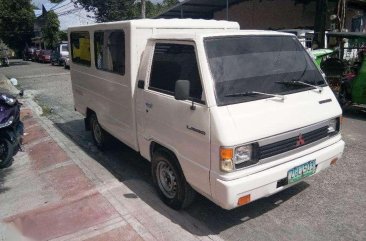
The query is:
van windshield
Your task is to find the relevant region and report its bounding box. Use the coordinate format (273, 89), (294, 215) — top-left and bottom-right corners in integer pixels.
(204, 35), (326, 106)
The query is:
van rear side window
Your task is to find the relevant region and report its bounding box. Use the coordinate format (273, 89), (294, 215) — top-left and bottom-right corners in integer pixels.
(70, 32), (91, 66)
(94, 30), (125, 75)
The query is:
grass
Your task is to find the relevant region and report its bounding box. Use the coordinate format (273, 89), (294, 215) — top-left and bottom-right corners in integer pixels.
(41, 105), (53, 116)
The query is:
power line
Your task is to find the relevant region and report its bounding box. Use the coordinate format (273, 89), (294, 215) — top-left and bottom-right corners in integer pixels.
(49, 1), (65, 11)
(52, 1), (74, 11)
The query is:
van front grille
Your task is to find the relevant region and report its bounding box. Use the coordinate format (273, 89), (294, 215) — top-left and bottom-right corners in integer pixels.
(259, 126), (329, 160)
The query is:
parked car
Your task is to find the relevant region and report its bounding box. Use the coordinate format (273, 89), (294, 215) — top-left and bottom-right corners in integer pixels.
(51, 42), (69, 66)
(38, 50), (52, 63)
(32, 49), (41, 62)
(23, 47), (36, 61)
(69, 20), (345, 210)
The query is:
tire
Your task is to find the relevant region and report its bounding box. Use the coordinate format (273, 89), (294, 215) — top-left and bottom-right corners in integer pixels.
(89, 113), (108, 150)
(51, 61), (54, 66)
(151, 149), (196, 210)
(0, 138), (15, 169)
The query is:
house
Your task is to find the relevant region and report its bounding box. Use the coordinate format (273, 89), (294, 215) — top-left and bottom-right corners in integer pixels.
(32, 0), (95, 49)
(157, 0), (366, 32)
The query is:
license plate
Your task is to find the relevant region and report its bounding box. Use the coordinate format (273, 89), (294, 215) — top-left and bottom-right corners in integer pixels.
(288, 160), (317, 184)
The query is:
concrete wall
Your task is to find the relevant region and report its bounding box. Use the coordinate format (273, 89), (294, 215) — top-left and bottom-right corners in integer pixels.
(214, 0), (321, 30)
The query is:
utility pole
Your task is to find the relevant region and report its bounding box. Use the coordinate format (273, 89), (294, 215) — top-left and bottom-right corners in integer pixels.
(141, 0), (146, 19)
(314, 0), (328, 48)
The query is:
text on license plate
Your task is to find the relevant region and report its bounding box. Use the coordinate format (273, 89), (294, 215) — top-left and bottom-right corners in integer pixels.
(288, 160), (317, 184)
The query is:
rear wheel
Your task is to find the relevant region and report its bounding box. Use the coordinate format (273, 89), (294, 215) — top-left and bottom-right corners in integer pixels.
(0, 138), (14, 169)
(89, 113), (108, 150)
(152, 149), (196, 210)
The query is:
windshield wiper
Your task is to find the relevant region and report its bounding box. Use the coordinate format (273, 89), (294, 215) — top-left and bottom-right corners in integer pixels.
(225, 91), (285, 101)
(276, 80), (323, 93)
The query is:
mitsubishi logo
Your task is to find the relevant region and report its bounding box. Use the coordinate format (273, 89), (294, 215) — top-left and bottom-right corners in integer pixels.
(296, 134), (305, 147)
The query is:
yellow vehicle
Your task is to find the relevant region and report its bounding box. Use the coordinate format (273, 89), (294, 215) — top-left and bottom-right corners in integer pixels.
(70, 33), (91, 65)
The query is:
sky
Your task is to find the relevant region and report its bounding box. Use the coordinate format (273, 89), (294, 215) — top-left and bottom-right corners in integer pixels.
(31, 0), (180, 30)
(32, 0), (165, 9)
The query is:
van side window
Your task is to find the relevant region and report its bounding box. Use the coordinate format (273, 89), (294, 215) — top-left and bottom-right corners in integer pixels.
(149, 43), (203, 101)
(94, 30), (125, 75)
(70, 32), (91, 66)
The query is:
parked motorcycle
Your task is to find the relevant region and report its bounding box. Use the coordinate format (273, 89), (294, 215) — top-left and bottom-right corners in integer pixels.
(0, 92), (23, 169)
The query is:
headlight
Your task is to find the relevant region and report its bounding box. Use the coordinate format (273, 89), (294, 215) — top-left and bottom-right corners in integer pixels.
(220, 144), (258, 172)
(234, 145), (253, 165)
(328, 117), (341, 135)
(0, 94), (16, 106)
(0, 115), (14, 128)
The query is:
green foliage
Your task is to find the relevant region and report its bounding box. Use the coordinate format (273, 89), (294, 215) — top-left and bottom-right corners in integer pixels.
(50, 0), (64, 3)
(58, 31), (68, 41)
(0, 0), (35, 55)
(72, 0), (179, 22)
(42, 11), (60, 49)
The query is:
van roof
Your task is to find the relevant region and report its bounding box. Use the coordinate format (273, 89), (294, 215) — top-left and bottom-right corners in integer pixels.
(68, 19), (240, 31)
(151, 30), (296, 41)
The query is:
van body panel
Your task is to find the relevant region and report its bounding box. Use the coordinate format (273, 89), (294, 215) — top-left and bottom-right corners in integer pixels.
(210, 87), (341, 147)
(211, 139), (344, 209)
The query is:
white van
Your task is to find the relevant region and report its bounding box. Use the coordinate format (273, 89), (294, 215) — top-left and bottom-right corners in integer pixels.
(69, 19), (344, 210)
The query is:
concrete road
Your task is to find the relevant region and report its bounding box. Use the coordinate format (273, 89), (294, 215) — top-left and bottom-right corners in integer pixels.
(1, 60), (366, 241)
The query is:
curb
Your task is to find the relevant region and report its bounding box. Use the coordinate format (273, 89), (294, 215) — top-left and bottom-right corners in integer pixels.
(0, 74), (223, 241)
(0, 73), (21, 95)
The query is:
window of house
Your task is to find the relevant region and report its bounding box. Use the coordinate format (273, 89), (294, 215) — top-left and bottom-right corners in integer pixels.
(70, 32), (91, 66)
(94, 30), (125, 75)
(149, 43), (203, 101)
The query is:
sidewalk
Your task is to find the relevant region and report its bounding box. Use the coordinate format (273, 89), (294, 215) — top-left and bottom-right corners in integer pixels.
(0, 86), (220, 240)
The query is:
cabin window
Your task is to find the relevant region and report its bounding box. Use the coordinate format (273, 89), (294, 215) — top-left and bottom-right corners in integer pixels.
(149, 43), (203, 101)
(94, 30), (125, 75)
(70, 31), (91, 66)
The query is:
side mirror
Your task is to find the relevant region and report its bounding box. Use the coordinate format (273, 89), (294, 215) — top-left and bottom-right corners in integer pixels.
(174, 80), (190, 101)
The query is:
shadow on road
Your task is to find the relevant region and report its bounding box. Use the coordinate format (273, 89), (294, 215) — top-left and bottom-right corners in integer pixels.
(54, 118), (310, 236)
(0, 166), (12, 194)
(343, 106), (366, 121)
(9, 61), (30, 67)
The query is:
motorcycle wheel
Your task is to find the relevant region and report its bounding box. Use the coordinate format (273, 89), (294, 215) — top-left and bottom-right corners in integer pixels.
(0, 138), (15, 169)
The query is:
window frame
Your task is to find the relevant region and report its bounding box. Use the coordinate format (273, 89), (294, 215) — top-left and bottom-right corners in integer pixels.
(94, 29), (126, 76)
(70, 31), (91, 67)
(147, 41), (206, 105)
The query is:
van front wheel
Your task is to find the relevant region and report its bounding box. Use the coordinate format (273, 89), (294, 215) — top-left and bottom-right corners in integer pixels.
(90, 113), (107, 150)
(152, 149), (195, 210)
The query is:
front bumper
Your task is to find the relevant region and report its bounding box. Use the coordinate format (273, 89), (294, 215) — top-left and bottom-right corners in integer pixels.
(211, 139), (345, 210)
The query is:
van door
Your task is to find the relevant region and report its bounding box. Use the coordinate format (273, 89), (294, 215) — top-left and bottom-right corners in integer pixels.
(137, 42), (211, 196)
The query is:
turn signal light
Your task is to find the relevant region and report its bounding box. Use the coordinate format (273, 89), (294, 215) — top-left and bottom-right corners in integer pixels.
(220, 147), (233, 160)
(237, 194), (251, 206)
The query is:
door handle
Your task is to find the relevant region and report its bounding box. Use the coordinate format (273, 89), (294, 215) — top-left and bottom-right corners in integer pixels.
(138, 80), (145, 89)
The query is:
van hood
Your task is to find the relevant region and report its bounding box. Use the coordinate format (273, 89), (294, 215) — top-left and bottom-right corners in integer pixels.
(210, 87), (341, 146)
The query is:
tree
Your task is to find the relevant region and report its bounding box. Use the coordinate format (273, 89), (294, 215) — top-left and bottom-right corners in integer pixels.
(0, 0), (35, 56)
(72, 0), (136, 22)
(72, 0), (179, 22)
(42, 11), (60, 49)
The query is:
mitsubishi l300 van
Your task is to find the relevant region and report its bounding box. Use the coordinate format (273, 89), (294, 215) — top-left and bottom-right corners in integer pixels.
(69, 19), (344, 210)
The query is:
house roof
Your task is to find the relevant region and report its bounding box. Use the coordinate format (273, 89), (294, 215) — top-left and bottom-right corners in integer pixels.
(156, 0), (245, 19)
(156, 0), (366, 19)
